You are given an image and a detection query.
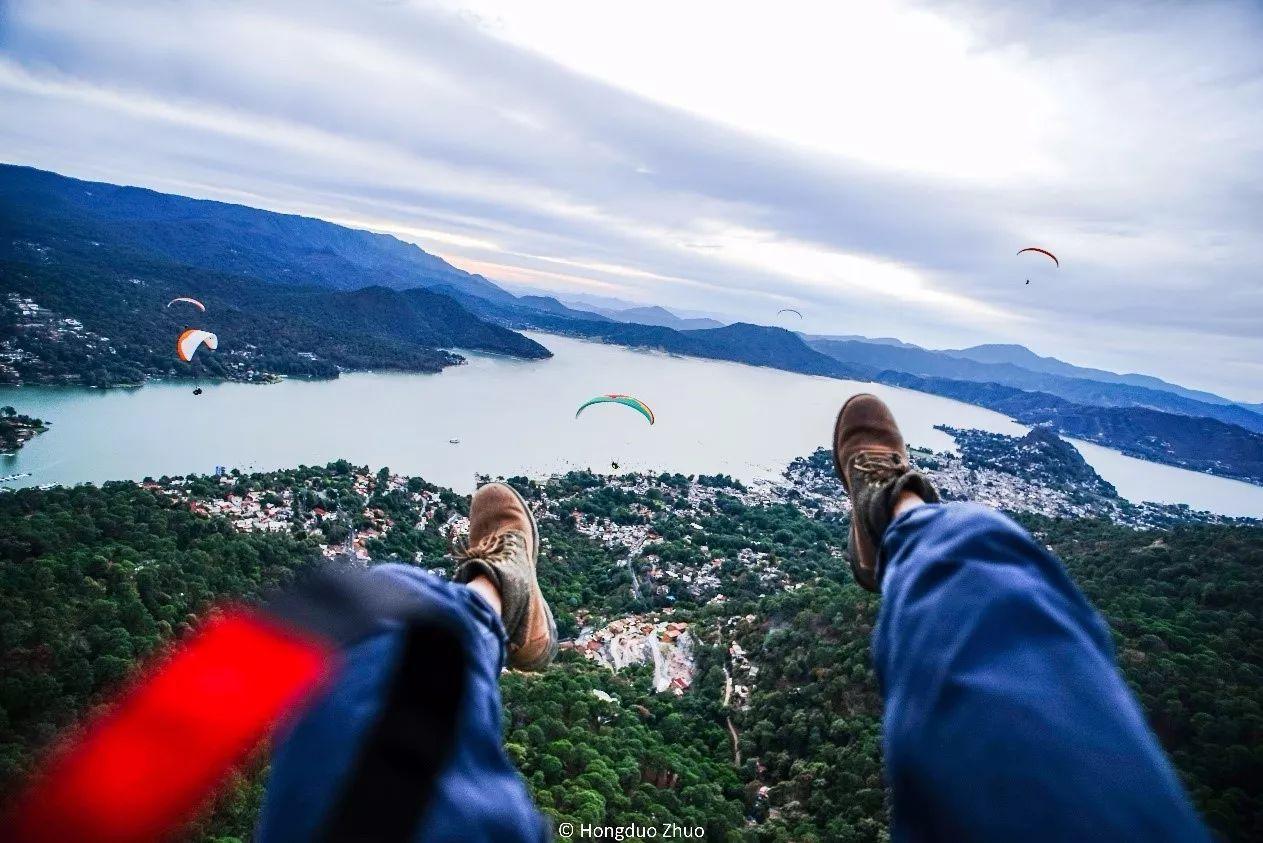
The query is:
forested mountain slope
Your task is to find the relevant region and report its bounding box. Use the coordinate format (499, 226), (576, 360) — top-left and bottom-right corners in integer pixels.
(0, 257), (548, 387)
(0, 164), (510, 301)
(0, 165), (550, 387)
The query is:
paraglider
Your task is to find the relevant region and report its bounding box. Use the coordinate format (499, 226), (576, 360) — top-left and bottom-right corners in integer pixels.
(777, 308), (803, 319)
(176, 329), (218, 362)
(167, 297), (207, 312)
(1017, 247), (1059, 267)
(575, 394), (655, 425)
(192, 388), (203, 396)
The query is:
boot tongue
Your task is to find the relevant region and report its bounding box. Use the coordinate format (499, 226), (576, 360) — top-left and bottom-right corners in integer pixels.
(848, 453), (941, 586)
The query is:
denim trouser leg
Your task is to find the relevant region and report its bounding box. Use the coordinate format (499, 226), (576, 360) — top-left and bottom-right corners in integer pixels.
(873, 503), (1208, 842)
(257, 565), (548, 843)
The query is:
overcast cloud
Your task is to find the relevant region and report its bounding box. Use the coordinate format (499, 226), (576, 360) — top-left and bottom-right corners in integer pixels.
(2, 0), (1261, 399)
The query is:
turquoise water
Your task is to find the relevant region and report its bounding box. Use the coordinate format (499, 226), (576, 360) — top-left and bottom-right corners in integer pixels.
(2, 332), (1261, 517)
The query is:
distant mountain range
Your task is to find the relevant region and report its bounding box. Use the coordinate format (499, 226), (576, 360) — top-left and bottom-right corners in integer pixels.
(879, 372), (1263, 485)
(432, 285), (852, 378)
(556, 292), (729, 327)
(805, 332), (920, 349)
(3, 162), (1261, 485)
(592, 304), (724, 331)
(446, 291), (1263, 485)
(941, 343), (1241, 408)
(807, 338), (1263, 434)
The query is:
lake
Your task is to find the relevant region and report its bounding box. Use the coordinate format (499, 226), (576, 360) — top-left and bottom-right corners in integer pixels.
(3, 333), (1262, 517)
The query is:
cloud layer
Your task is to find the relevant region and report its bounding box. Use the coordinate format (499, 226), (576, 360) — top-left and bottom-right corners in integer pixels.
(2, 0), (1261, 399)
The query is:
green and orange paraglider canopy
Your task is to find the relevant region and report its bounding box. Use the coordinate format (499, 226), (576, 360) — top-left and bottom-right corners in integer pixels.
(575, 394), (655, 425)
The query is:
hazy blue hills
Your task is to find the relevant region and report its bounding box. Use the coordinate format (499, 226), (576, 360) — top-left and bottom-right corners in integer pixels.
(810, 338), (1263, 434)
(514, 295), (615, 322)
(881, 371), (1263, 485)
(804, 332), (920, 349)
(944, 343), (1244, 408)
(435, 287), (861, 379)
(601, 304), (725, 331)
(0, 163), (511, 302)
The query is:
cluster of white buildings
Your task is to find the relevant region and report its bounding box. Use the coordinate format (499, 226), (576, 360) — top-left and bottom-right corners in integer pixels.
(160, 470), (457, 561)
(1, 293), (114, 382)
(566, 614), (697, 695)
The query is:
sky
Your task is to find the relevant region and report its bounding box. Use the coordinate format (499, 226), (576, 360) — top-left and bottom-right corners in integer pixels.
(1, 0), (1261, 400)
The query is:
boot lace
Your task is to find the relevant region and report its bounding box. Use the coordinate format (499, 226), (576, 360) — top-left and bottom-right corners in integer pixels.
(451, 530), (525, 564)
(849, 451), (909, 483)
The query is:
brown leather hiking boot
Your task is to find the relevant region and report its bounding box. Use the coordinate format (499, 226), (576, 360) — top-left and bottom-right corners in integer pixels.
(832, 393), (939, 592)
(452, 482), (558, 670)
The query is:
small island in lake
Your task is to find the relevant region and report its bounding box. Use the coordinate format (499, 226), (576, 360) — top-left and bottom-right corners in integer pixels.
(0, 406), (47, 455)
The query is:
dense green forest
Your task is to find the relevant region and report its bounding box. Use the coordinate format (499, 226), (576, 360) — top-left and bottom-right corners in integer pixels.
(1, 472), (1259, 840)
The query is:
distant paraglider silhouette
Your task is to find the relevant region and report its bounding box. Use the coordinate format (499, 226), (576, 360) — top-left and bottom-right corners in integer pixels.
(777, 308), (803, 319)
(1018, 247), (1058, 286)
(167, 297), (207, 312)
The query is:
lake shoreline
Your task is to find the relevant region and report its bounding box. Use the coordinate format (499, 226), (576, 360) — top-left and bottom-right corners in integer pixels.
(2, 334), (1261, 516)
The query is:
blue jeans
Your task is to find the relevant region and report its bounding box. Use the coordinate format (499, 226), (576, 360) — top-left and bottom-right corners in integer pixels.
(875, 503), (1209, 842)
(258, 564), (549, 843)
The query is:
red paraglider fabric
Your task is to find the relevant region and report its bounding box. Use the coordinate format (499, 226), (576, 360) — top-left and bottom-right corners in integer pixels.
(1017, 246), (1059, 267)
(8, 610), (334, 843)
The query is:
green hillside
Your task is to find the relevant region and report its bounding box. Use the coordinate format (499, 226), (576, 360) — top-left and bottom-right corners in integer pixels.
(2, 464), (1258, 841)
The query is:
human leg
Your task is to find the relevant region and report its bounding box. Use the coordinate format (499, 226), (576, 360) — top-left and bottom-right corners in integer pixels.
(875, 503), (1207, 842)
(832, 393), (1208, 841)
(259, 482), (557, 842)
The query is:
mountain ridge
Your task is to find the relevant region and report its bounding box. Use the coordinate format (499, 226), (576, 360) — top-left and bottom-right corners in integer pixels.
(0, 163), (513, 302)
(809, 338), (1263, 433)
(602, 305), (724, 331)
(943, 343), (1244, 408)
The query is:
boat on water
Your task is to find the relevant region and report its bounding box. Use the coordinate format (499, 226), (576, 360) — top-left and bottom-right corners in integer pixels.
(0, 471), (32, 483)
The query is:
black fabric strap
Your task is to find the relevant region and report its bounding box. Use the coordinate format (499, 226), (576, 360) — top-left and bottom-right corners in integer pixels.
(317, 618), (466, 842)
(265, 567), (469, 842)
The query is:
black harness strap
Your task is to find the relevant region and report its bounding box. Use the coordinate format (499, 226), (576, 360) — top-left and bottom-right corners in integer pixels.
(268, 567), (469, 843)
(318, 619), (466, 842)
